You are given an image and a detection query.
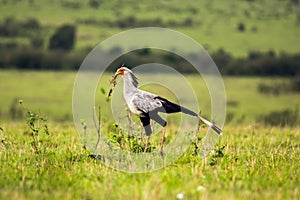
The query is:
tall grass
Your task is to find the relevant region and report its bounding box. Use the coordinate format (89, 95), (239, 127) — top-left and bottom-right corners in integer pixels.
(0, 122), (298, 199)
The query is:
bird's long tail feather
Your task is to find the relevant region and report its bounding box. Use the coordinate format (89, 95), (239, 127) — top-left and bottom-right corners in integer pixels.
(197, 115), (222, 135)
(156, 96), (222, 135)
(174, 103), (222, 135)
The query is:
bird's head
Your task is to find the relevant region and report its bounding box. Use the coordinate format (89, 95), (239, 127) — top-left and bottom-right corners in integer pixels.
(110, 65), (132, 85)
(114, 66), (132, 77)
(108, 65), (135, 99)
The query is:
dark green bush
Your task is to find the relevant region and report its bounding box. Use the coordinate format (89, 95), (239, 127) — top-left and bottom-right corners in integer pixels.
(0, 42), (300, 75)
(257, 78), (300, 95)
(76, 16), (196, 28)
(30, 36), (44, 48)
(13, 48), (43, 69)
(22, 18), (40, 30)
(291, 76), (300, 92)
(89, 0), (101, 8)
(0, 17), (20, 37)
(0, 17), (41, 37)
(258, 108), (299, 127)
(61, 0), (82, 9)
(48, 24), (76, 51)
(237, 22), (246, 32)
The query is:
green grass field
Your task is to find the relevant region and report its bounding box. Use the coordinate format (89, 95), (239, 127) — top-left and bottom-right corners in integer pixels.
(0, 70), (299, 199)
(0, 123), (299, 200)
(1, 1), (300, 199)
(1, 70), (299, 123)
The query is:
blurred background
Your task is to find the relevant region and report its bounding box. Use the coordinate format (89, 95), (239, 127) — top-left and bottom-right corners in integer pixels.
(0, 0), (300, 126)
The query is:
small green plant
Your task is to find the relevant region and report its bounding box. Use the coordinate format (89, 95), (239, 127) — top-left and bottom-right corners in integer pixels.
(80, 119), (87, 149)
(80, 106), (102, 151)
(93, 106), (101, 151)
(208, 145), (226, 166)
(106, 123), (149, 153)
(0, 126), (6, 149)
(19, 100), (49, 155)
(9, 98), (23, 119)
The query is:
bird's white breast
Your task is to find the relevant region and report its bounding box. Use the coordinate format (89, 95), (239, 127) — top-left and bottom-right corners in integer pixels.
(128, 96), (143, 115)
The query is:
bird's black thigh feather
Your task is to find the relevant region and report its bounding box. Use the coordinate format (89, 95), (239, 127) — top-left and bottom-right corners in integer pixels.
(139, 112), (167, 136)
(149, 111), (167, 127)
(139, 116), (152, 136)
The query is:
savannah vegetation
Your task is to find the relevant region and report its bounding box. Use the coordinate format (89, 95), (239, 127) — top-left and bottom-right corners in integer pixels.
(0, 0), (299, 199)
(0, 71), (299, 199)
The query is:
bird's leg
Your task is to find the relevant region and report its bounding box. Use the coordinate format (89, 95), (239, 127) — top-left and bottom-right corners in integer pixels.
(148, 112), (167, 155)
(144, 136), (150, 153)
(140, 116), (151, 153)
(160, 126), (167, 153)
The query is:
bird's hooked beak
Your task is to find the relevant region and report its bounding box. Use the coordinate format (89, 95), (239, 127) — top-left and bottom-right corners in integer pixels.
(111, 67), (125, 83)
(113, 70), (120, 78)
(115, 67), (125, 75)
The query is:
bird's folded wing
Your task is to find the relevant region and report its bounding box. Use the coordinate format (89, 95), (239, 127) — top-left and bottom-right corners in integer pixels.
(131, 91), (162, 113)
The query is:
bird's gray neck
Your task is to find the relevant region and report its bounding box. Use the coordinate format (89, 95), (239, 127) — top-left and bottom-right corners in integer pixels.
(123, 72), (139, 101)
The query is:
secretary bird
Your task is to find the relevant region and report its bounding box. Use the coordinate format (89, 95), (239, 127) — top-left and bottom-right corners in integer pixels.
(110, 65), (222, 153)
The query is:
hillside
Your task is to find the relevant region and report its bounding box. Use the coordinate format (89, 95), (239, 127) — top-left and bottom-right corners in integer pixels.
(0, 0), (299, 57)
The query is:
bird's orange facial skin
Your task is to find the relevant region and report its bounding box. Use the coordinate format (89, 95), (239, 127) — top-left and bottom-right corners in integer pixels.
(116, 67), (126, 75)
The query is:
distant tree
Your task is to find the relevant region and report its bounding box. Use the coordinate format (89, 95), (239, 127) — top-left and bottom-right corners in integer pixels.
(118, 15), (136, 28)
(23, 18), (40, 30)
(291, 76), (300, 92)
(211, 48), (232, 66)
(89, 0), (101, 8)
(61, 0), (81, 9)
(183, 18), (193, 26)
(28, 0), (35, 5)
(109, 46), (123, 55)
(248, 51), (262, 60)
(137, 48), (150, 56)
(297, 1), (300, 24)
(290, 0), (300, 24)
(31, 36), (44, 48)
(48, 24), (76, 51)
(237, 22), (246, 32)
(0, 17), (19, 37)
